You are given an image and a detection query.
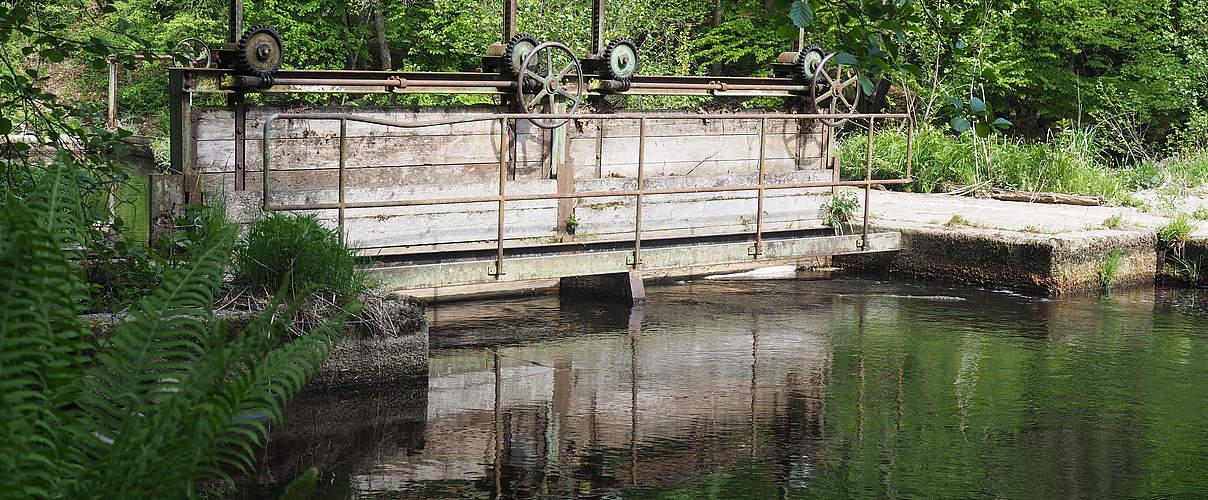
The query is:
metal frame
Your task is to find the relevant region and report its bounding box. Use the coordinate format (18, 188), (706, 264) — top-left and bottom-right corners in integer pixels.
(261, 112), (913, 278)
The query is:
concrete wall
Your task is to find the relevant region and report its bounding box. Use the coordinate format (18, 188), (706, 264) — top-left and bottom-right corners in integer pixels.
(192, 105), (835, 255)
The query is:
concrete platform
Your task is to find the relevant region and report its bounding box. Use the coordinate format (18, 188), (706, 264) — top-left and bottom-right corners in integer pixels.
(836, 190), (1208, 293)
(372, 232), (901, 290)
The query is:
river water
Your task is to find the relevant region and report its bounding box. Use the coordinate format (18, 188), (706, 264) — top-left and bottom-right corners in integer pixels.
(239, 276), (1208, 499)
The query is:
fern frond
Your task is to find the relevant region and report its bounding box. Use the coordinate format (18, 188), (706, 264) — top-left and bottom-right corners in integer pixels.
(0, 161), (92, 498)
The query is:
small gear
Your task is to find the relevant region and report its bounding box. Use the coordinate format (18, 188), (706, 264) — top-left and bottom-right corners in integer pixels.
(235, 25), (283, 77)
(503, 33), (540, 76)
(793, 44), (825, 83)
(256, 74), (275, 90)
(601, 38), (639, 82)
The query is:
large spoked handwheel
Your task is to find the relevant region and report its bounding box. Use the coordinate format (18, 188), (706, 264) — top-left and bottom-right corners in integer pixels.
(516, 42), (584, 129)
(173, 38), (211, 69)
(810, 53), (861, 127)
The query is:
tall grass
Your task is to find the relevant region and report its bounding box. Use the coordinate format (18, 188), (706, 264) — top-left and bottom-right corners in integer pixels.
(838, 126), (1143, 198)
(232, 213), (371, 301)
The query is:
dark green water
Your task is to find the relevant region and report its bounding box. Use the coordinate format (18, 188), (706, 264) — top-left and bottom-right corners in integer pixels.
(240, 277), (1208, 499)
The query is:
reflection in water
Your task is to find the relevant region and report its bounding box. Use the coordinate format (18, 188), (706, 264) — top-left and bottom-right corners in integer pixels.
(238, 278), (1208, 499)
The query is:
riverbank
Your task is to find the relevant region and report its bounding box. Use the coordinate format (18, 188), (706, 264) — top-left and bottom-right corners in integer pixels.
(834, 189), (1208, 293)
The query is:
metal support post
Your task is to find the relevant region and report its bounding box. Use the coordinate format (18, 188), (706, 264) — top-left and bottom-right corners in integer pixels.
(233, 93), (247, 190)
(494, 117), (508, 277)
(863, 117), (875, 249)
(228, 0), (243, 42)
(502, 0), (517, 43)
(168, 70), (190, 175)
(751, 118), (767, 256)
(338, 118), (347, 244)
(632, 118), (645, 268)
(592, 0), (606, 56)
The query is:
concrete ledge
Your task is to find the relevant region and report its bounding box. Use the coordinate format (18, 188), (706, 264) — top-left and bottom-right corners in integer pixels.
(835, 221), (1157, 293)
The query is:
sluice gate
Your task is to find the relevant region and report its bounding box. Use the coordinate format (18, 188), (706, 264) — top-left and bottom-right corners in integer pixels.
(148, 0), (914, 297)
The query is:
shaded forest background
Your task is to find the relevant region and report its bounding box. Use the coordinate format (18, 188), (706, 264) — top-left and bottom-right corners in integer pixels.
(22, 0), (1207, 149)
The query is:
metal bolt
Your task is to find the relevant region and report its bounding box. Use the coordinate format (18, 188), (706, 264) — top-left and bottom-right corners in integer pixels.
(255, 42), (272, 61)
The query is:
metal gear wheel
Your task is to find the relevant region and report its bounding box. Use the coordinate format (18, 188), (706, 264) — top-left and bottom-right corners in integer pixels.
(235, 25), (284, 77)
(601, 38), (639, 81)
(503, 33), (540, 76)
(793, 44), (825, 83)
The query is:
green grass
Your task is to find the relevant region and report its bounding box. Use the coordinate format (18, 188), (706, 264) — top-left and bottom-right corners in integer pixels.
(944, 215), (976, 228)
(1097, 247), (1126, 288)
(1191, 207), (1208, 220)
(1168, 254), (1204, 282)
(1157, 215), (1195, 245)
(838, 127), (1208, 200)
(232, 212), (371, 300)
(1103, 214), (1127, 230)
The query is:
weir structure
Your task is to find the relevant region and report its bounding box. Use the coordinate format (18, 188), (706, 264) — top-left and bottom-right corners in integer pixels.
(152, 0), (914, 302)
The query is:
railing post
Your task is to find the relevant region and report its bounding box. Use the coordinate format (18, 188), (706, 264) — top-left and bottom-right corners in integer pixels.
(863, 117), (875, 249)
(905, 116), (915, 180)
(338, 118), (347, 244)
(752, 118), (767, 257)
(494, 117), (508, 277)
(632, 118), (645, 268)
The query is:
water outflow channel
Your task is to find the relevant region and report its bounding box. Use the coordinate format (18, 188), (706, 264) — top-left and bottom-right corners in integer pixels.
(238, 277), (1208, 498)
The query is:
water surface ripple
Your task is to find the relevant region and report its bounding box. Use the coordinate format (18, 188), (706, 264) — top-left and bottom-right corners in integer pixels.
(239, 278), (1208, 499)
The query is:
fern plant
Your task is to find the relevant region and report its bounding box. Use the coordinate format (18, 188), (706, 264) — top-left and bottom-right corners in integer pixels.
(0, 163), (347, 498)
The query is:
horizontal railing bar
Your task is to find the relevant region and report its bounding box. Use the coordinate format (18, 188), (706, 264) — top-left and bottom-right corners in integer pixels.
(264, 112), (911, 131)
(354, 228), (836, 254)
(266, 178), (910, 211)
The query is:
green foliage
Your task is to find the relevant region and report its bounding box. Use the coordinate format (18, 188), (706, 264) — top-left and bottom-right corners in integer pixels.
(1192, 207), (1208, 221)
(840, 126), (1126, 197)
(1096, 247), (1125, 288)
(0, 163), (345, 497)
(232, 212), (370, 300)
(564, 212), (580, 235)
(1103, 214), (1126, 230)
(819, 191), (860, 232)
(1168, 254), (1204, 283)
(1157, 215), (1195, 245)
(944, 214), (975, 228)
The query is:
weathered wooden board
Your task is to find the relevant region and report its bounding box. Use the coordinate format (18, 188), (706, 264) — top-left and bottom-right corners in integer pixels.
(194, 107), (822, 140)
(192, 105), (838, 255)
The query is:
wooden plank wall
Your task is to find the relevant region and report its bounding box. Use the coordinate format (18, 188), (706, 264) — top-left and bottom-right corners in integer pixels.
(193, 105), (834, 254)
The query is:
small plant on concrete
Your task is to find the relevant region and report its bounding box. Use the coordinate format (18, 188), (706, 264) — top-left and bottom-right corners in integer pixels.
(820, 191), (860, 234)
(944, 214), (974, 228)
(565, 213), (580, 235)
(233, 212), (370, 301)
(1103, 214), (1127, 230)
(1157, 215), (1195, 257)
(1117, 193), (1144, 208)
(1097, 247), (1126, 288)
(1193, 207), (1208, 220)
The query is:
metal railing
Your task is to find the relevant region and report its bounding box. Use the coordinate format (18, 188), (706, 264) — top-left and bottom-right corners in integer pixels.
(261, 111), (913, 277)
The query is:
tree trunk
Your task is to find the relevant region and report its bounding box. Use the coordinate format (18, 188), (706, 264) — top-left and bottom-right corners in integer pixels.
(372, 1), (391, 71)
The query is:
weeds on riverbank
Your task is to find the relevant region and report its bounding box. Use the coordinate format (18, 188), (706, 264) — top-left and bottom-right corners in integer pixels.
(839, 126), (1208, 201)
(1097, 247), (1126, 288)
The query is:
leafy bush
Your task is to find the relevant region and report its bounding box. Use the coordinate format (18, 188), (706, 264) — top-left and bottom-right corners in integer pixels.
(232, 213), (370, 300)
(0, 164), (341, 497)
(819, 191), (860, 234)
